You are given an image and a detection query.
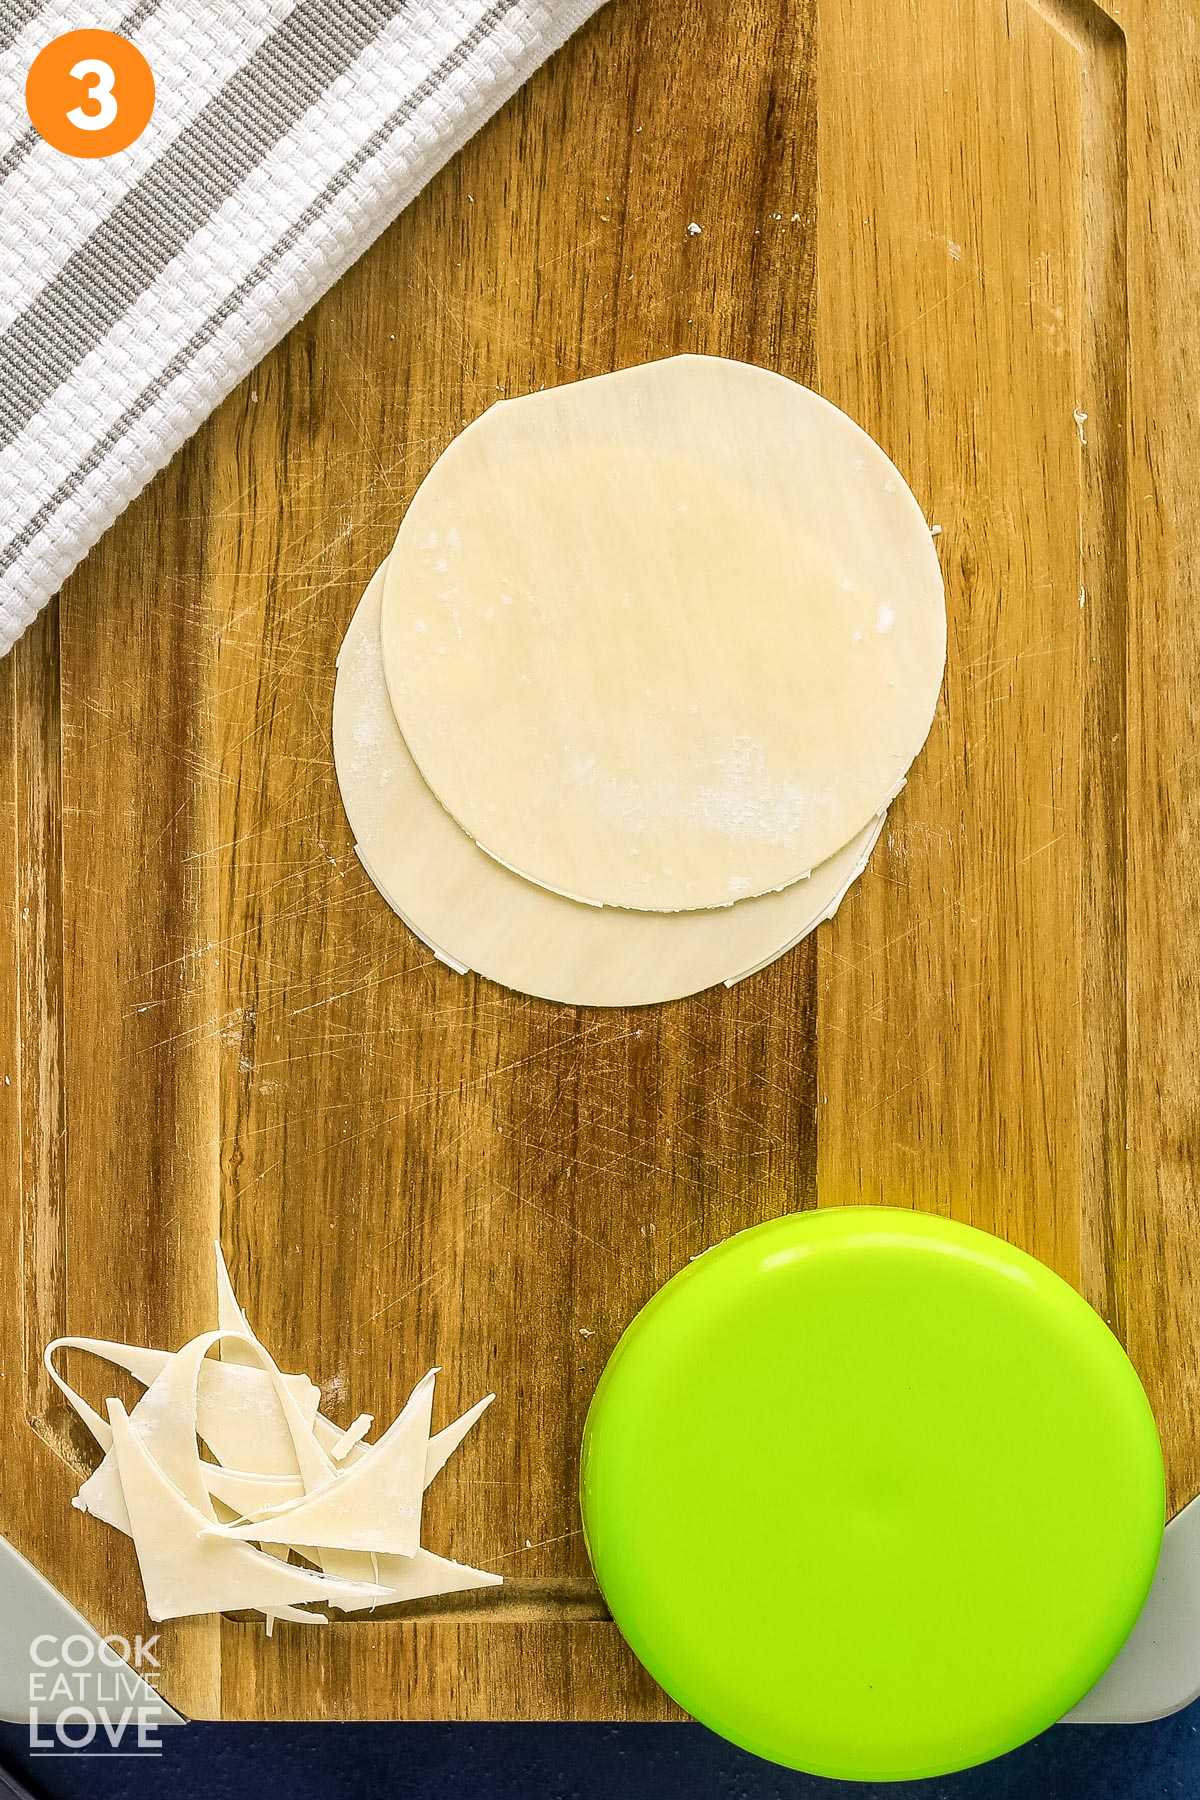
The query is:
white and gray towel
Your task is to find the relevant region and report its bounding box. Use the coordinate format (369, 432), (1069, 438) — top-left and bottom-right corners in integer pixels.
(0, 0), (603, 656)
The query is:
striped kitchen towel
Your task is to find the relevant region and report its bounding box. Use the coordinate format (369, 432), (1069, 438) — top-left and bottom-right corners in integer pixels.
(0, 0), (604, 656)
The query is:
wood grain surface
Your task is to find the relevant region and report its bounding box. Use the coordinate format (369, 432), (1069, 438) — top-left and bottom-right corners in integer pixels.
(3, 0), (1197, 1724)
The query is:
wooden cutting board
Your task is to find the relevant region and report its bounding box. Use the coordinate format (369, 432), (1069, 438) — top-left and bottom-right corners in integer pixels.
(2, 0), (1197, 1724)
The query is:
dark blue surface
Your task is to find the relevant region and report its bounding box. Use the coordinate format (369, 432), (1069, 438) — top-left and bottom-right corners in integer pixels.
(3, 1709), (1199, 1799)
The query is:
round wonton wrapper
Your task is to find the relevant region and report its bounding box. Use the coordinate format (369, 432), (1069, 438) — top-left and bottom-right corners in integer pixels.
(334, 567), (883, 1008)
(380, 355), (943, 912)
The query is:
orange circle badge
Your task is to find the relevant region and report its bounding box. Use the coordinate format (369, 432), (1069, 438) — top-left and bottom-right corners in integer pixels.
(26, 29), (155, 159)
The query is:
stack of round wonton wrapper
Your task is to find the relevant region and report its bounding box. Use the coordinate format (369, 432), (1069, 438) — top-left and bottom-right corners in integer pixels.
(333, 356), (946, 1008)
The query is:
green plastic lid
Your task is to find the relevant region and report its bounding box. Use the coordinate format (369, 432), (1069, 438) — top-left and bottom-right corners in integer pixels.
(580, 1208), (1164, 1782)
